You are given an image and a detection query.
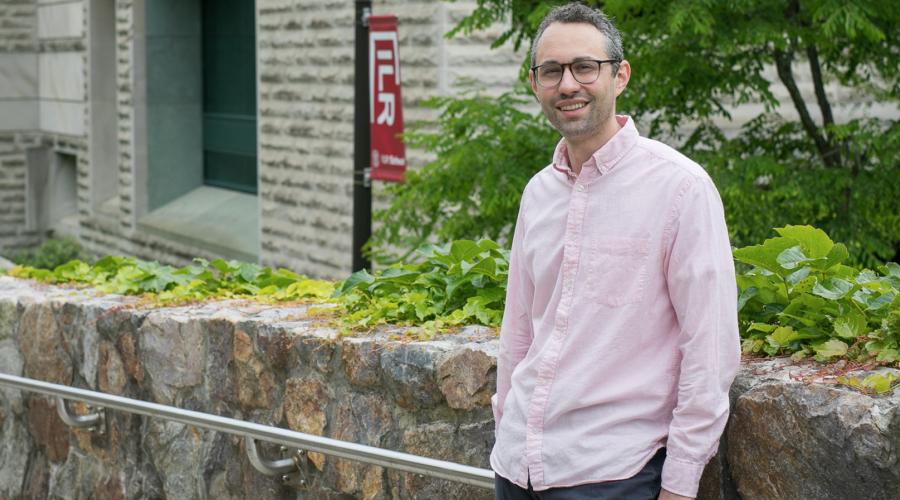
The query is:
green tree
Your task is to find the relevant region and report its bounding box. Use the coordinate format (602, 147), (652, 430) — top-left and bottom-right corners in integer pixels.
(371, 0), (898, 265)
(369, 89), (558, 262)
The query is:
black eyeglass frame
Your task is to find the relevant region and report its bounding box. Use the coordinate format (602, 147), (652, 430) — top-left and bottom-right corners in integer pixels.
(530, 59), (622, 87)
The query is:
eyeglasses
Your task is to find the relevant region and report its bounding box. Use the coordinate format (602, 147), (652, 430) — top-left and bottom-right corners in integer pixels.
(531, 59), (621, 88)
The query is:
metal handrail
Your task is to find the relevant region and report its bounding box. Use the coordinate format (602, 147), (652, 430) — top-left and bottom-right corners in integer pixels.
(0, 373), (494, 490)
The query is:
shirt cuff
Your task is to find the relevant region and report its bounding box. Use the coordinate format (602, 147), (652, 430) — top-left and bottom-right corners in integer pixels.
(491, 393), (502, 424)
(661, 455), (705, 498)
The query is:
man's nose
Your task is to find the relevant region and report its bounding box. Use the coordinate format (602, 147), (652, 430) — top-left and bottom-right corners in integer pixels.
(558, 65), (581, 93)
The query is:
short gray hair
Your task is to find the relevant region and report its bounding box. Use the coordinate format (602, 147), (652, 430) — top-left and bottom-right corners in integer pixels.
(529, 2), (623, 73)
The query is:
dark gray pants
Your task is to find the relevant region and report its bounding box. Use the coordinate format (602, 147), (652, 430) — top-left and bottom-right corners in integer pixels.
(495, 448), (666, 500)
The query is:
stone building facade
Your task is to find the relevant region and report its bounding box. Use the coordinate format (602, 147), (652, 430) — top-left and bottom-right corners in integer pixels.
(0, 1), (895, 280)
(0, 0), (524, 280)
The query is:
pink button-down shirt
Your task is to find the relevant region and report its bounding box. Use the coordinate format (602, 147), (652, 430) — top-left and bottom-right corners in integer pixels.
(490, 116), (740, 497)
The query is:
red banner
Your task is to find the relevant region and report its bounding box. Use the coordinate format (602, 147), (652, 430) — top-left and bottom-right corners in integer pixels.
(369, 15), (406, 182)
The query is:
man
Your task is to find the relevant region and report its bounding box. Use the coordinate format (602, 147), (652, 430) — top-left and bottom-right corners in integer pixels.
(490, 3), (741, 500)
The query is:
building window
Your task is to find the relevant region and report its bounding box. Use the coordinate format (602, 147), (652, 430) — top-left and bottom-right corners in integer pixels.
(202, 0), (257, 194)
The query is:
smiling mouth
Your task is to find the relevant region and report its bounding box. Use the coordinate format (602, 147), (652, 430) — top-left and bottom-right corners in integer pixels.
(558, 102), (587, 111)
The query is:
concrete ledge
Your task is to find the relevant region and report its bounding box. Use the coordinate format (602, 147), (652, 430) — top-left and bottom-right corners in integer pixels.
(138, 185), (259, 263)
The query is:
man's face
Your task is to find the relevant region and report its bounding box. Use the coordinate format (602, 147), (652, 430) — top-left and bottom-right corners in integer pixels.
(530, 22), (628, 141)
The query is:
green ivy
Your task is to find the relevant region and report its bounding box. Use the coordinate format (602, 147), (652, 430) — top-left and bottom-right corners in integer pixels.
(6, 227), (898, 370)
(8, 256), (334, 305)
(735, 225), (899, 365)
(335, 239), (508, 336)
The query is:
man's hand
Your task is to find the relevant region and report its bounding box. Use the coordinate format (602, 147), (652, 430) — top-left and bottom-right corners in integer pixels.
(658, 489), (694, 500)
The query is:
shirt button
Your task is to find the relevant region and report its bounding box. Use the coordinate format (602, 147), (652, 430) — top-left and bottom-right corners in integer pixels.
(575, 184), (585, 192)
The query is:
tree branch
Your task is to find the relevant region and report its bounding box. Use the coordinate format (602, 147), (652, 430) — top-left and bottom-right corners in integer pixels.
(773, 48), (837, 167)
(806, 45), (834, 127)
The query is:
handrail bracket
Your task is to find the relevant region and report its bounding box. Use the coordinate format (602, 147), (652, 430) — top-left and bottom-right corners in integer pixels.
(56, 396), (106, 435)
(244, 436), (310, 486)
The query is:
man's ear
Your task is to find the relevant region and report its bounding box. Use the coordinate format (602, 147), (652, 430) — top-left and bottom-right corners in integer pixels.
(528, 70), (539, 100)
(614, 59), (631, 97)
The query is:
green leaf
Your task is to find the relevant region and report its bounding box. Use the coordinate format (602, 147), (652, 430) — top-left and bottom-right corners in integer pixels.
(774, 225), (834, 258)
(733, 237), (798, 276)
(815, 243), (849, 271)
(883, 262), (900, 278)
(855, 269), (880, 284)
(866, 292), (896, 311)
(776, 246), (812, 270)
(813, 339), (849, 360)
(449, 240), (483, 264)
(210, 259), (232, 276)
(747, 322), (777, 333)
(284, 280), (334, 299)
(737, 287), (758, 312)
(876, 349), (898, 363)
(53, 260), (91, 281)
(833, 311), (867, 339)
(334, 269), (376, 296)
(812, 278), (854, 300)
(237, 262), (263, 282)
(461, 256), (497, 278)
(769, 326), (800, 346)
(867, 373), (898, 394)
(785, 266), (810, 285)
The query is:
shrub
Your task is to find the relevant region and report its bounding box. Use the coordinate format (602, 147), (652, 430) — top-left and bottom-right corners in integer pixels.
(3, 238), (92, 270)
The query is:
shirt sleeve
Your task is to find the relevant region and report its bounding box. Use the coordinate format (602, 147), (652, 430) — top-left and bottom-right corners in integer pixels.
(492, 193), (535, 428)
(660, 176), (741, 498)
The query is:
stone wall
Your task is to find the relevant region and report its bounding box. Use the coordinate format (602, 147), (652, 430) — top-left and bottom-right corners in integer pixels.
(0, 0), (88, 251)
(0, 133), (40, 250)
(1, 276), (899, 499)
(0, 276), (498, 499)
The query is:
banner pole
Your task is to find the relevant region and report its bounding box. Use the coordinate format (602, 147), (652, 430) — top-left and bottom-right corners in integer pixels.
(352, 0), (372, 272)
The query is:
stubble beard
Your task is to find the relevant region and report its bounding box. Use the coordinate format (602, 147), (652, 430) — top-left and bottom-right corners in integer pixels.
(542, 93), (614, 142)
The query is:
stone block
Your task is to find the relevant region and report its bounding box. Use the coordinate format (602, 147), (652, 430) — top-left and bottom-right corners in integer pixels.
(39, 99), (85, 136)
(97, 340), (126, 395)
(289, 333), (335, 374)
(78, 306), (101, 390)
(18, 301), (73, 384)
(0, 339), (24, 411)
(26, 396), (69, 463)
(437, 347), (496, 410)
(0, 52), (37, 99)
(38, 52), (84, 100)
(21, 452), (48, 500)
(233, 328), (276, 410)
(396, 420), (493, 500)
(341, 338), (382, 388)
(138, 313), (205, 404)
(37, 2), (84, 40)
(93, 473), (125, 500)
(205, 318), (235, 405)
(0, 407), (32, 499)
(726, 379), (900, 500)
(255, 324), (294, 371)
(115, 331), (144, 384)
(282, 376), (331, 470)
(0, 298), (18, 340)
(329, 393), (394, 496)
(145, 420), (209, 499)
(380, 343), (444, 410)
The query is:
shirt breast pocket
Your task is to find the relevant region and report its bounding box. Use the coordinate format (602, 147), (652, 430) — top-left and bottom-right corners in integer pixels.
(588, 236), (651, 307)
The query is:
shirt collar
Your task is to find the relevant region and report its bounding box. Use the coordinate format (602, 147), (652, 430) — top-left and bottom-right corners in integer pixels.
(551, 115), (639, 179)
